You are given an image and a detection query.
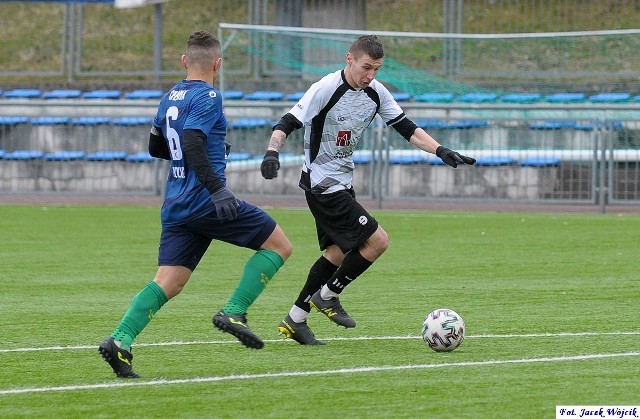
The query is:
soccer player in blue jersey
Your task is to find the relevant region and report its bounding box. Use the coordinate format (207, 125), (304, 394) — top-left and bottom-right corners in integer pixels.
(99, 30), (292, 378)
(261, 35), (475, 345)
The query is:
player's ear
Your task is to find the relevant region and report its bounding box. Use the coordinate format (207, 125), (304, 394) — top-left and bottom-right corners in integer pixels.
(181, 55), (188, 70)
(213, 57), (222, 72)
(346, 52), (352, 66)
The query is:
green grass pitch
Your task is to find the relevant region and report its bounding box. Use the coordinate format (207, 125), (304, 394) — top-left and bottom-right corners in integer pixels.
(0, 204), (638, 418)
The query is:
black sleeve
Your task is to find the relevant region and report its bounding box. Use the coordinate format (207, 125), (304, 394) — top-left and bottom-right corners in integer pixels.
(148, 126), (171, 160)
(388, 114), (418, 141)
(183, 128), (225, 195)
(273, 112), (303, 136)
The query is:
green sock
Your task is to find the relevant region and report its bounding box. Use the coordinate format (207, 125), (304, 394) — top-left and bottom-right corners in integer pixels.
(111, 280), (168, 349)
(223, 250), (284, 315)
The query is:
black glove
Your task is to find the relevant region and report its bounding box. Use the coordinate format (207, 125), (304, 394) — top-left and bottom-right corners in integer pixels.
(211, 187), (239, 221)
(261, 150), (280, 179)
(436, 146), (476, 168)
(224, 141), (232, 157)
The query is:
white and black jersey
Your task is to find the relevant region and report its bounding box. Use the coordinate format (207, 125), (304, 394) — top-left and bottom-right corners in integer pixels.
(287, 69), (409, 194)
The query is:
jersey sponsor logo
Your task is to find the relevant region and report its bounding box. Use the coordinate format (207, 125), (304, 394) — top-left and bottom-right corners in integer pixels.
(335, 149), (353, 158)
(336, 130), (351, 146)
(208, 90), (217, 98)
(358, 215), (368, 225)
(168, 90), (187, 101)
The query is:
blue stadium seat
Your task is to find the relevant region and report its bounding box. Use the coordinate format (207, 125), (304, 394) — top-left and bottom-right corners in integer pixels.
(286, 92), (305, 101)
(427, 156), (445, 165)
(415, 119), (488, 129)
(86, 151), (127, 161)
(544, 92), (585, 103)
(229, 118), (270, 129)
(415, 119), (448, 129)
(227, 152), (253, 161)
(2, 89), (42, 99)
(529, 120), (577, 129)
(0, 150), (4, 159)
(126, 152), (155, 162)
(42, 89), (82, 99)
(414, 93), (454, 103)
(223, 90), (244, 100)
(111, 116), (153, 126)
(124, 89), (163, 100)
(3, 150), (45, 160)
(574, 120), (624, 130)
(391, 92), (412, 102)
(457, 92), (498, 103)
(475, 156), (516, 166)
(30, 116), (70, 125)
(353, 154), (373, 164)
(244, 91), (284, 101)
(448, 120), (489, 129)
(519, 157), (561, 167)
(70, 116), (111, 125)
(44, 151), (86, 161)
(588, 93), (631, 103)
(0, 116), (30, 125)
(81, 90), (121, 99)
(389, 154), (426, 165)
(501, 93), (541, 103)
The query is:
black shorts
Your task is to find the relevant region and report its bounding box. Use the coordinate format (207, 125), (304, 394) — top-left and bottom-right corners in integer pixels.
(305, 188), (379, 253)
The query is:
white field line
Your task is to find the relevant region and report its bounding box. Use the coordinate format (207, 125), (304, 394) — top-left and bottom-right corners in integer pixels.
(0, 351), (638, 396)
(1, 331), (639, 353)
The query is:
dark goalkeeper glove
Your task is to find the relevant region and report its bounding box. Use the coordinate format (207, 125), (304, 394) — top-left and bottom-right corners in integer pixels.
(261, 150), (280, 179)
(436, 146), (476, 168)
(211, 187), (239, 221)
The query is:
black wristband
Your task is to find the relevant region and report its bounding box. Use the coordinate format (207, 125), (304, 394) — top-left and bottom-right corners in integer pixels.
(264, 150), (279, 159)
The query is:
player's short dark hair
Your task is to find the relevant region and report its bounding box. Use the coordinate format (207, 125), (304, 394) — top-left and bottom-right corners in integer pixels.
(349, 35), (384, 60)
(185, 30), (221, 65)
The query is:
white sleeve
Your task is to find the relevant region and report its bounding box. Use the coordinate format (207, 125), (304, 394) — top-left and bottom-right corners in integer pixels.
(372, 81), (405, 124)
(288, 73), (337, 123)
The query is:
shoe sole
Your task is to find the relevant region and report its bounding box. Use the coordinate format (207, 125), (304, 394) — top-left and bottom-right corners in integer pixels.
(213, 317), (264, 349)
(98, 345), (140, 378)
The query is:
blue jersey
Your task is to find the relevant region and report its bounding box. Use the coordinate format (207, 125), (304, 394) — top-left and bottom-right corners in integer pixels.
(153, 79), (228, 226)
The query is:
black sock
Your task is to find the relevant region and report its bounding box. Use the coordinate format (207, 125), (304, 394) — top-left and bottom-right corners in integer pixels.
(326, 250), (372, 295)
(294, 256), (338, 311)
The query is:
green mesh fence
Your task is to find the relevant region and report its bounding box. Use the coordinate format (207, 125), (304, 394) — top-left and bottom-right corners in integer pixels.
(219, 24), (640, 96)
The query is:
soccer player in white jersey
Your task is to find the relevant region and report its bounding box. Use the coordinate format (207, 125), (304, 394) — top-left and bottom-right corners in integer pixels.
(260, 35), (476, 345)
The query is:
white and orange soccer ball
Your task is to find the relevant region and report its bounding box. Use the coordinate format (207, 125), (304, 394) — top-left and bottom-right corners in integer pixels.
(421, 308), (465, 352)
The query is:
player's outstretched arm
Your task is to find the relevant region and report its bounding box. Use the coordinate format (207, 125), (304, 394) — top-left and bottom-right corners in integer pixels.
(409, 127), (476, 168)
(435, 146), (476, 168)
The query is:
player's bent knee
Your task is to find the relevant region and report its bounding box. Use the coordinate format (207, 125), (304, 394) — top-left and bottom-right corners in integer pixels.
(373, 227), (389, 251)
(262, 225), (293, 261)
(365, 227), (389, 257)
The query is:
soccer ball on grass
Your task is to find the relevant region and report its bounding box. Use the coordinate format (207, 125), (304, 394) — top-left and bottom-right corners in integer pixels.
(421, 308), (465, 352)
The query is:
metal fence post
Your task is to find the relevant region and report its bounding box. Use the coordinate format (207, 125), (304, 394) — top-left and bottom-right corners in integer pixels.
(66, 3), (76, 83)
(597, 122), (607, 213)
(153, 3), (164, 83)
